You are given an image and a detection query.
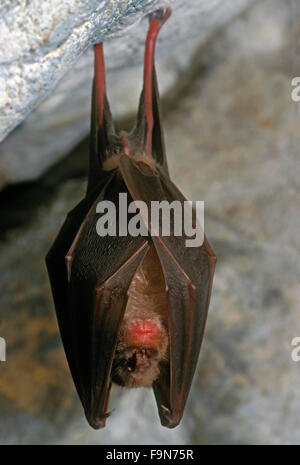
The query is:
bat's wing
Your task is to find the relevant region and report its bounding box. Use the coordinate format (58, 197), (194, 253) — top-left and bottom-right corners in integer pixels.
(119, 155), (216, 428)
(46, 176), (111, 392)
(46, 173), (149, 428)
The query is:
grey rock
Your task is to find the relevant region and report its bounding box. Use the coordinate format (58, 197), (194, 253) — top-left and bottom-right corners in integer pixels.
(0, 0), (254, 187)
(0, 0), (299, 444)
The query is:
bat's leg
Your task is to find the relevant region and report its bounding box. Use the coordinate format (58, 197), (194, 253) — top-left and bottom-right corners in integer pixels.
(87, 42), (107, 194)
(144, 8), (171, 156)
(94, 43), (106, 129)
(87, 43), (119, 194)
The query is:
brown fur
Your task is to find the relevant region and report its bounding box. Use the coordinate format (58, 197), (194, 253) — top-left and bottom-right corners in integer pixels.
(112, 244), (169, 388)
(103, 153), (158, 173)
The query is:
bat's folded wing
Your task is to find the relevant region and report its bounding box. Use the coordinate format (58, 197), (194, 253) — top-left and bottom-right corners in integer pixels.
(119, 155), (216, 428)
(46, 173), (149, 428)
(46, 178), (110, 396)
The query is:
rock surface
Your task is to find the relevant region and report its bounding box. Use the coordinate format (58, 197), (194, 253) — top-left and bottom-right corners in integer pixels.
(0, 0), (254, 187)
(0, 0), (299, 444)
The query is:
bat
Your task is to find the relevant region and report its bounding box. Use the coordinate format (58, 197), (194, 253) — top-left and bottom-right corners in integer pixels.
(46, 7), (216, 429)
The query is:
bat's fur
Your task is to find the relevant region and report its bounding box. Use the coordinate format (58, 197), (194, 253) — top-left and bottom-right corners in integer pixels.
(112, 244), (169, 388)
(103, 153), (158, 173)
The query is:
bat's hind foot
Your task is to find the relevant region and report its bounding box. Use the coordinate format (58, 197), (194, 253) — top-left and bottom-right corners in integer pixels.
(148, 7), (171, 25)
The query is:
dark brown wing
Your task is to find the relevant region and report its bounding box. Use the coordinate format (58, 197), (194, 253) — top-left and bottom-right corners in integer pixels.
(47, 172), (149, 428)
(46, 176), (111, 398)
(119, 155), (216, 428)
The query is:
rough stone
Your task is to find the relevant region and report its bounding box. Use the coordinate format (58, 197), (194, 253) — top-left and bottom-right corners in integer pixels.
(0, 0), (254, 187)
(0, 0), (299, 444)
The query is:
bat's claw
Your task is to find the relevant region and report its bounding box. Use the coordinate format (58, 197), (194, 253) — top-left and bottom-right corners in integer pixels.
(159, 404), (181, 429)
(86, 409), (114, 430)
(149, 7), (171, 24)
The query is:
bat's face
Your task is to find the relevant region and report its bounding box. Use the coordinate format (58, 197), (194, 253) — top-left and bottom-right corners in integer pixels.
(111, 244), (169, 387)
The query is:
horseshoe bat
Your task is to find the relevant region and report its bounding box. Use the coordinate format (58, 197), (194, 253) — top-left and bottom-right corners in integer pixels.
(46, 8), (216, 429)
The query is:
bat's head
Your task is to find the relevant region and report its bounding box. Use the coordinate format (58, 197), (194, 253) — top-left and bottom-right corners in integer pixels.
(112, 317), (168, 387)
(111, 244), (169, 388)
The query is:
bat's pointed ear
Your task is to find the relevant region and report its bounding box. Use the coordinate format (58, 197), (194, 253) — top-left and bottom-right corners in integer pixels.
(131, 8), (171, 174)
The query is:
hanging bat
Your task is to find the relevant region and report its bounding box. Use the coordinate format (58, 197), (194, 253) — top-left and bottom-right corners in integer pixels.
(46, 7), (216, 429)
